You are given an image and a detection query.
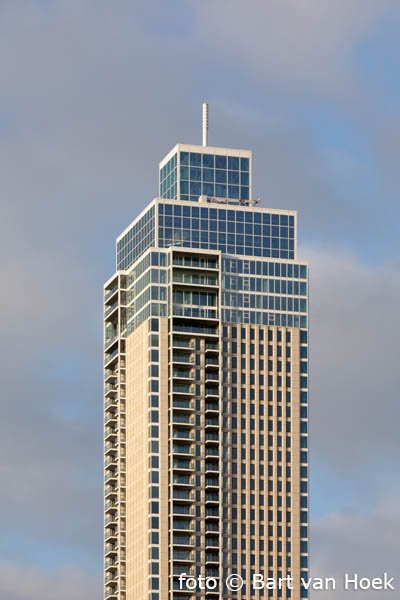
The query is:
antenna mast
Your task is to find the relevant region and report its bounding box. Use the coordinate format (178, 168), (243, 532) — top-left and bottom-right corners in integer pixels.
(202, 102), (208, 146)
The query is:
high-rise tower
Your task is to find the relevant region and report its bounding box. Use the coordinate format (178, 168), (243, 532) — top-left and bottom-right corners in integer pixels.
(103, 107), (309, 600)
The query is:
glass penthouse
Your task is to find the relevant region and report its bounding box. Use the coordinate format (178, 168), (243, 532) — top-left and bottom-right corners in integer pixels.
(103, 122), (309, 600)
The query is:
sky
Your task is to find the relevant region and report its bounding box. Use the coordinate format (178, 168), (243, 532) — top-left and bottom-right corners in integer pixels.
(0, 1), (399, 598)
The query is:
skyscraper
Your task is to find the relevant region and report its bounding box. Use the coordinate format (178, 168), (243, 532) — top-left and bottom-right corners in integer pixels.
(104, 106), (309, 600)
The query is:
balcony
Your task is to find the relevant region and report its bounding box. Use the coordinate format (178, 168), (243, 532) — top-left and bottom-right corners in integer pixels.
(205, 507), (219, 519)
(173, 306), (218, 320)
(172, 429), (194, 441)
(172, 414), (194, 427)
(105, 383), (118, 397)
(205, 432), (219, 443)
(173, 550), (194, 562)
(104, 528), (117, 543)
(105, 485), (118, 499)
(173, 565), (195, 576)
(205, 536), (219, 549)
(172, 459), (194, 472)
(172, 399), (194, 411)
(173, 444), (194, 457)
(105, 499), (118, 513)
(105, 558), (118, 572)
(104, 284), (118, 300)
(105, 398), (118, 413)
(205, 387), (219, 398)
(104, 335), (118, 352)
(205, 462), (219, 473)
(104, 348), (119, 366)
(205, 492), (219, 503)
(172, 474), (193, 486)
(205, 342), (219, 352)
(173, 353), (194, 365)
(105, 427), (117, 441)
(205, 357), (219, 369)
(205, 522), (219, 533)
(105, 543), (118, 557)
(172, 489), (194, 501)
(105, 514), (117, 527)
(205, 402), (218, 413)
(205, 567), (219, 577)
(172, 383), (194, 395)
(205, 476), (219, 488)
(173, 519), (194, 532)
(173, 272), (218, 286)
(172, 256), (218, 270)
(105, 412), (117, 427)
(172, 338), (194, 350)
(173, 369), (193, 381)
(105, 369), (118, 381)
(205, 447), (219, 459)
(205, 372), (219, 382)
(105, 441), (118, 455)
(173, 535), (193, 547)
(205, 552), (219, 564)
(172, 504), (195, 516)
(173, 323), (218, 337)
(205, 417), (219, 428)
(105, 470), (118, 484)
(105, 301), (119, 318)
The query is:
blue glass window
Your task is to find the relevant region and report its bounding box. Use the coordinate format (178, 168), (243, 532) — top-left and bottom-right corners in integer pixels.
(215, 155), (227, 169)
(190, 153), (201, 166)
(228, 156), (240, 170)
(202, 154), (214, 167)
(240, 157), (249, 171)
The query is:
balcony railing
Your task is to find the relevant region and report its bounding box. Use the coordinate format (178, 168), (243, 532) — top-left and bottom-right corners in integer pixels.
(172, 354), (193, 364)
(173, 535), (193, 546)
(173, 520), (194, 531)
(172, 415), (194, 425)
(173, 445), (194, 455)
(173, 550), (194, 561)
(173, 399), (193, 410)
(173, 256), (218, 270)
(173, 460), (193, 470)
(172, 475), (193, 486)
(172, 338), (194, 349)
(172, 489), (193, 500)
(173, 274), (218, 286)
(172, 430), (194, 440)
(172, 504), (195, 515)
(173, 324), (218, 336)
(173, 306), (218, 320)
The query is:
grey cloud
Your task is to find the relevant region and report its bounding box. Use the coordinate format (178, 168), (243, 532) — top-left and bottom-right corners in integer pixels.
(196, 0), (400, 98)
(0, 562), (100, 600)
(308, 247), (400, 475)
(312, 493), (400, 598)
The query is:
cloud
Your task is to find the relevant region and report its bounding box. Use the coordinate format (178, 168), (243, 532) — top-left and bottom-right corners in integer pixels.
(196, 0), (400, 98)
(307, 246), (400, 502)
(312, 493), (400, 597)
(0, 562), (100, 600)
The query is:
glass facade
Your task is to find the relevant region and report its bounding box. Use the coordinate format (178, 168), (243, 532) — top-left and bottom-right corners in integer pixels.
(117, 206), (155, 271)
(158, 202), (295, 259)
(160, 153), (178, 200)
(221, 256), (308, 328)
(160, 148), (250, 203)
